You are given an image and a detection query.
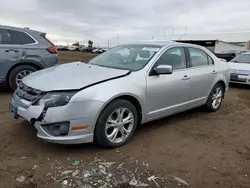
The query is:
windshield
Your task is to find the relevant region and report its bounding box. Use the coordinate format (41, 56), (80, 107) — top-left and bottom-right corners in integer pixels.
(89, 44), (161, 71)
(231, 54), (250, 64)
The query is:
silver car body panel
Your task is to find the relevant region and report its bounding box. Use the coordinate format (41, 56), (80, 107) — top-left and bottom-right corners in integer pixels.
(22, 62), (130, 91)
(10, 42), (230, 144)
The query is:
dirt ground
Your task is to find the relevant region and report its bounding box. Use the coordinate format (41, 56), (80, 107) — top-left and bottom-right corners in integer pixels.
(0, 51), (250, 188)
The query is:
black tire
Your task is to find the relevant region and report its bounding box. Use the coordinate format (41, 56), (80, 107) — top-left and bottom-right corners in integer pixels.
(8, 65), (38, 90)
(95, 99), (138, 148)
(205, 83), (224, 112)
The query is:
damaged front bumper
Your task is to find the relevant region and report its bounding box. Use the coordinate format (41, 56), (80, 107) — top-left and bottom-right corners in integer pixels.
(10, 92), (104, 144)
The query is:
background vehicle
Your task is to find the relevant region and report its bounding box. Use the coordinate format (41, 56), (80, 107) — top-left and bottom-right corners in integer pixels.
(10, 42), (229, 148)
(80, 46), (94, 52)
(229, 52), (250, 85)
(0, 25), (58, 90)
(67, 46), (77, 51)
(56, 45), (68, 51)
(79, 46), (86, 52)
(214, 52), (236, 62)
(214, 50), (250, 62)
(92, 48), (108, 53)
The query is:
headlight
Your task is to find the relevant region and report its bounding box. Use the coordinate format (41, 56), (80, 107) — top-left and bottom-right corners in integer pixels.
(37, 92), (77, 108)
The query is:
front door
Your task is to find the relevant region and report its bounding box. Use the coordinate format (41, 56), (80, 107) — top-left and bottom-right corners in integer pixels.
(146, 47), (191, 120)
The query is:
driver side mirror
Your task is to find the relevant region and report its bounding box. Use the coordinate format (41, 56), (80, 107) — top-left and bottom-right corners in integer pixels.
(154, 65), (173, 75)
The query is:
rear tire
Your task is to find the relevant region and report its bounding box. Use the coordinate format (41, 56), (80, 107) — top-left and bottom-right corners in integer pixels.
(205, 83), (224, 112)
(8, 65), (38, 90)
(95, 99), (138, 148)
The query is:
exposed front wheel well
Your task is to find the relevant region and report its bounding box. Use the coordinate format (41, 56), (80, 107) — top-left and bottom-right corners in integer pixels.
(98, 95), (142, 126)
(112, 95), (142, 124)
(217, 80), (226, 95)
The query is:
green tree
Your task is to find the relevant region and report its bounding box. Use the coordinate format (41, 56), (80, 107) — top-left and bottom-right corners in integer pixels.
(72, 42), (80, 46)
(88, 40), (93, 48)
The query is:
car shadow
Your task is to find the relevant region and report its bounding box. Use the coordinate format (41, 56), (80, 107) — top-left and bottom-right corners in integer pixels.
(0, 85), (12, 93)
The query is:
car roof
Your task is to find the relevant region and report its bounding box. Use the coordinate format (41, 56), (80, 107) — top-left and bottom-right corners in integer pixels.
(0, 24), (42, 34)
(124, 40), (205, 49)
(130, 40), (175, 46)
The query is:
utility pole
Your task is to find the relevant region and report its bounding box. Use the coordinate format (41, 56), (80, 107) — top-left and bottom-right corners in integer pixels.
(185, 26), (187, 35)
(172, 29), (175, 36)
(117, 33), (120, 45)
(164, 27), (166, 36)
(107, 40), (110, 48)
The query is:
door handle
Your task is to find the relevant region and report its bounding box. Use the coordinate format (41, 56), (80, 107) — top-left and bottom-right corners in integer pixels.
(182, 75), (191, 80)
(5, 49), (19, 53)
(212, 70), (217, 75)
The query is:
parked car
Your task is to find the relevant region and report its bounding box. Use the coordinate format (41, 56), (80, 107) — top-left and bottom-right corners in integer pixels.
(79, 46), (88, 52)
(67, 46), (77, 51)
(229, 52), (250, 85)
(214, 52), (236, 62)
(10, 41), (230, 148)
(214, 50), (249, 62)
(0, 25), (58, 90)
(80, 46), (94, 52)
(57, 45), (68, 51)
(92, 48), (107, 53)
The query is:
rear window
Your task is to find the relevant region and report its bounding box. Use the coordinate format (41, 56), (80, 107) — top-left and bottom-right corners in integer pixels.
(0, 28), (11, 44)
(10, 30), (36, 45)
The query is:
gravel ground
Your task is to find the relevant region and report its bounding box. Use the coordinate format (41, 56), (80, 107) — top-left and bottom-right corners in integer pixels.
(0, 51), (250, 188)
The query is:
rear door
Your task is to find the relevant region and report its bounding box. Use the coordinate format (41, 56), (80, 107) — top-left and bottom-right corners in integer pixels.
(185, 47), (216, 105)
(0, 29), (36, 81)
(0, 28), (23, 81)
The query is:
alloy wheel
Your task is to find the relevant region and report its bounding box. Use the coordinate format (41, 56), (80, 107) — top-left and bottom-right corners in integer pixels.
(16, 70), (33, 86)
(211, 87), (223, 109)
(105, 108), (134, 144)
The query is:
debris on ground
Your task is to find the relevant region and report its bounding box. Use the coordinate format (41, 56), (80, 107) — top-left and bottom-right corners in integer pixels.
(47, 158), (169, 187)
(16, 175), (25, 183)
(72, 160), (80, 166)
(72, 169), (80, 177)
(129, 179), (138, 186)
(117, 163), (124, 169)
(99, 162), (116, 168)
(62, 180), (68, 185)
(61, 170), (73, 176)
(32, 164), (39, 170)
(173, 176), (189, 186)
(147, 175), (160, 187)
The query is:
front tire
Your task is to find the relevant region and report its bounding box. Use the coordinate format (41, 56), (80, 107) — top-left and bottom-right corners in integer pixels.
(205, 83), (224, 112)
(95, 99), (138, 148)
(8, 65), (38, 90)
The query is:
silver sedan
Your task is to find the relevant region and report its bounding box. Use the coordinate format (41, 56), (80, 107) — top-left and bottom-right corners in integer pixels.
(10, 41), (230, 148)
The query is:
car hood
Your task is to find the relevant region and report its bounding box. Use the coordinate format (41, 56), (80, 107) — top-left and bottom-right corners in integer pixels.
(22, 62), (130, 91)
(229, 62), (250, 70)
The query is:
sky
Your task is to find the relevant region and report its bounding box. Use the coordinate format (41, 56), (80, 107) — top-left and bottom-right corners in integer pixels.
(1, 0), (250, 46)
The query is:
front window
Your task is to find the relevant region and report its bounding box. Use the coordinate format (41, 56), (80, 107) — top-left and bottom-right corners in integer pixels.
(231, 54), (250, 64)
(89, 44), (160, 71)
(155, 47), (187, 70)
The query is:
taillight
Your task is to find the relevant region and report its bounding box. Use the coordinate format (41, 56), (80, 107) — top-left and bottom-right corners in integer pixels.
(45, 37), (57, 54)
